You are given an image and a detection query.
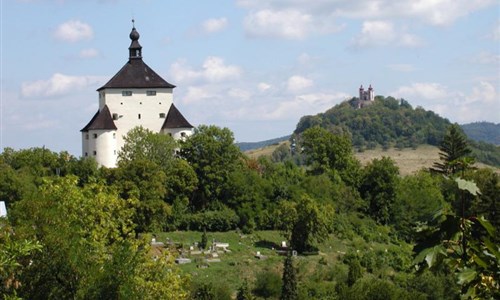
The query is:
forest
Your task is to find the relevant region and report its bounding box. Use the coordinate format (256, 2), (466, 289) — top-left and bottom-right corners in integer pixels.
(1, 110), (499, 299)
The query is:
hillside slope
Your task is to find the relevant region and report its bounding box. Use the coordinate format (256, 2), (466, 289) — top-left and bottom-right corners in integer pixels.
(461, 122), (500, 145)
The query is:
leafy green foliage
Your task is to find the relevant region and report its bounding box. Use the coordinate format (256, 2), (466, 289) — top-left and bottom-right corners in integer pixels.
(180, 125), (242, 209)
(237, 280), (255, 300)
(393, 171), (446, 241)
(360, 157), (399, 224)
(8, 177), (190, 299)
(415, 177), (500, 299)
(300, 126), (361, 186)
(276, 196), (334, 253)
(254, 270), (282, 299)
(0, 219), (42, 298)
(118, 126), (177, 170)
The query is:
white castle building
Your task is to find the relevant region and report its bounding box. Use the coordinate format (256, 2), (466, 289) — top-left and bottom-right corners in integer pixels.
(359, 84), (374, 101)
(81, 24), (193, 168)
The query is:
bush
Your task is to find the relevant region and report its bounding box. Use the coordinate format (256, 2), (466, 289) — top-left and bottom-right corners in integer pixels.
(180, 206), (239, 231)
(253, 270), (281, 299)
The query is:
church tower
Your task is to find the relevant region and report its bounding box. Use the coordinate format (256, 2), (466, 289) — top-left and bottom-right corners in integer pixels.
(81, 22), (193, 168)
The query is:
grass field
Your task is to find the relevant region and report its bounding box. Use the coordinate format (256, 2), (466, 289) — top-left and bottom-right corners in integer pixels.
(151, 227), (407, 296)
(245, 143), (498, 176)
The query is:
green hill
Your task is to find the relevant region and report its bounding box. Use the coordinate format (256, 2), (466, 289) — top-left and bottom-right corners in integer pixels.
(295, 96), (450, 149)
(461, 121), (500, 145)
(292, 96), (500, 167)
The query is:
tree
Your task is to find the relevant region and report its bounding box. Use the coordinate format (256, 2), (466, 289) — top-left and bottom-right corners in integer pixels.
(276, 196), (333, 253)
(280, 253), (298, 300)
(180, 125), (242, 209)
(359, 157), (399, 224)
(10, 177), (189, 299)
(432, 124), (473, 175)
(0, 219), (42, 299)
(118, 126), (177, 171)
(392, 171), (446, 241)
(300, 126), (361, 187)
(415, 178), (499, 299)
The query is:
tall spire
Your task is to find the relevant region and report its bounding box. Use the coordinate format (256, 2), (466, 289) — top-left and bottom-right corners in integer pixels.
(129, 19), (142, 60)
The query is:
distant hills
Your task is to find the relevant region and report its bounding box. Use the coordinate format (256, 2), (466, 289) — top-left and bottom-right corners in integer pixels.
(461, 122), (500, 145)
(237, 135), (290, 152)
(238, 97), (500, 167)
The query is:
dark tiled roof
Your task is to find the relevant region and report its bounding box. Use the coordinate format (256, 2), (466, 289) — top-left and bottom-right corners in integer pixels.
(97, 59), (175, 91)
(81, 105), (117, 132)
(162, 104), (193, 129)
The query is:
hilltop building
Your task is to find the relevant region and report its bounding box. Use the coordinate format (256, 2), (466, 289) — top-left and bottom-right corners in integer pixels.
(354, 84), (374, 108)
(81, 23), (193, 168)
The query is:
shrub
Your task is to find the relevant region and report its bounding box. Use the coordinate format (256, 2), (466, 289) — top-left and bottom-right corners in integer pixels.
(253, 270), (281, 299)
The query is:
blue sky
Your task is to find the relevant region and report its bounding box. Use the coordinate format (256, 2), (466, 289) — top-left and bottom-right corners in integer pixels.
(1, 0), (499, 155)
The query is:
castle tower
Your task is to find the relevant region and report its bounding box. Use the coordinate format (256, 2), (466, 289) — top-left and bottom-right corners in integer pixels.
(368, 84), (374, 101)
(81, 22), (193, 167)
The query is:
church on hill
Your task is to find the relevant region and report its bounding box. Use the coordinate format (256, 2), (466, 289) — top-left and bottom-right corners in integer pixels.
(81, 23), (193, 168)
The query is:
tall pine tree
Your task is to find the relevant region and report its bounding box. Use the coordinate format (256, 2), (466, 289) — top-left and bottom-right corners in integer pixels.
(280, 253), (298, 300)
(432, 124), (473, 175)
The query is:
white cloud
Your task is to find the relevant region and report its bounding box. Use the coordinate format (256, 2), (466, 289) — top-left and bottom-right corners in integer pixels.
(471, 51), (500, 64)
(79, 48), (99, 58)
(237, 0), (496, 26)
(491, 22), (500, 40)
(54, 20), (93, 42)
(227, 88), (251, 101)
(263, 92), (349, 120)
(21, 73), (106, 98)
(351, 21), (422, 48)
(170, 57), (242, 84)
(258, 82), (271, 92)
(202, 17), (228, 33)
(243, 9), (342, 39)
(390, 81), (499, 123)
(287, 75), (313, 92)
(391, 82), (448, 100)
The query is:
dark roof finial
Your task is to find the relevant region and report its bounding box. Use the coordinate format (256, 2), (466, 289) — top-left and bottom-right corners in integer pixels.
(132, 18), (135, 29)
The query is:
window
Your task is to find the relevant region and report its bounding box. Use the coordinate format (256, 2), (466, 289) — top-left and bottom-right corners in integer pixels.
(147, 91), (156, 96)
(138, 114), (141, 119)
(112, 113), (119, 120)
(159, 113), (166, 118)
(159, 102), (162, 105)
(181, 132), (187, 138)
(93, 133), (97, 138)
(168, 133), (172, 137)
(122, 91), (132, 96)
(140, 102), (142, 105)
(85, 134), (89, 140)
(93, 151), (97, 156)
(113, 133), (116, 139)
(85, 152), (88, 157)
(114, 150), (117, 155)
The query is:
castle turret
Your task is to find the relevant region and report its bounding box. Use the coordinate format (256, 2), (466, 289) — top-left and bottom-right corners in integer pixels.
(359, 85), (364, 100)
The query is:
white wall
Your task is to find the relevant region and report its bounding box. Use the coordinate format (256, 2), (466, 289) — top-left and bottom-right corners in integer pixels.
(100, 87), (174, 154)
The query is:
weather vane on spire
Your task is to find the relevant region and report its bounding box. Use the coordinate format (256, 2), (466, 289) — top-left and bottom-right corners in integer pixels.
(132, 18), (135, 28)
